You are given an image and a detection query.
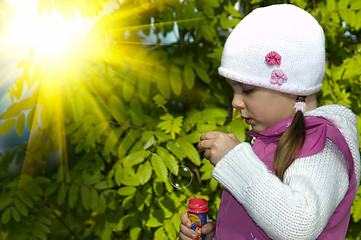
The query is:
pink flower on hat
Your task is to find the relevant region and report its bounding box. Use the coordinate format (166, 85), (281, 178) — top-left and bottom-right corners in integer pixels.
(265, 51), (281, 65)
(270, 69), (288, 85)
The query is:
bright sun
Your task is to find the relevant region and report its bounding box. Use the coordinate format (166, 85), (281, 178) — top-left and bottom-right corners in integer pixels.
(6, 0), (94, 58)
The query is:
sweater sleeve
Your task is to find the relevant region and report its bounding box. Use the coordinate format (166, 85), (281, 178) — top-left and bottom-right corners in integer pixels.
(211, 139), (349, 240)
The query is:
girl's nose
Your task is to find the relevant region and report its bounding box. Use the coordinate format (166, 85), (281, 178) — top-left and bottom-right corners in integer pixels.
(232, 94), (245, 110)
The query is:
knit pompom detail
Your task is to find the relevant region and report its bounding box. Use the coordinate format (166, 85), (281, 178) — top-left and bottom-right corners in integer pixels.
(270, 69), (288, 85)
(265, 51), (281, 65)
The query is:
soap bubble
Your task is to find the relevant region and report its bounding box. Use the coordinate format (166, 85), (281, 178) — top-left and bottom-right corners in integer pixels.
(169, 165), (193, 189)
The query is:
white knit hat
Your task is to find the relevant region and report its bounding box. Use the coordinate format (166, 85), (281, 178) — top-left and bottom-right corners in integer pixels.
(218, 4), (325, 96)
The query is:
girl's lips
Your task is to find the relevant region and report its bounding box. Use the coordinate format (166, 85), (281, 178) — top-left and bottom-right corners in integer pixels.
(244, 117), (253, 125)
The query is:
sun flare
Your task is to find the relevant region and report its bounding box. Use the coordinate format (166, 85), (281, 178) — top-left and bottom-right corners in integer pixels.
(5, 0), (95, 58)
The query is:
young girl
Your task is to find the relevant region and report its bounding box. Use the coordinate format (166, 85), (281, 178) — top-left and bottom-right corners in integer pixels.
(179, 4), (360, 240)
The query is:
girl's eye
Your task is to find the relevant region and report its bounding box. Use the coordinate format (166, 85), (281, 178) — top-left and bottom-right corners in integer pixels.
(242, 88), (254, 94)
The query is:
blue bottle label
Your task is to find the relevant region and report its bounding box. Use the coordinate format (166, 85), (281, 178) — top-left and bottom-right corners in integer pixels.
(188, 212), (207, 240)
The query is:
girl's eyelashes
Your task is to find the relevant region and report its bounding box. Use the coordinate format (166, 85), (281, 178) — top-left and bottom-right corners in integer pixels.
(242, 87), (254, 94)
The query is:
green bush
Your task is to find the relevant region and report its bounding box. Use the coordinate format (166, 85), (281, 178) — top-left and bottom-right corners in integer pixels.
(0, 0), (360, 239)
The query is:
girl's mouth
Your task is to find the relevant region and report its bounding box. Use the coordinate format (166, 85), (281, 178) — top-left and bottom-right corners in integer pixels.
(243, 117), (253, 125)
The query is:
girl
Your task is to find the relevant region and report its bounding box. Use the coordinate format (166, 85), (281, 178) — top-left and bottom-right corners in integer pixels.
(179, 4), (360, 240)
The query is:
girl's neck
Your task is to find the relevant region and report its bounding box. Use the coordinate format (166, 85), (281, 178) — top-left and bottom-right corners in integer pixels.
(305, 94), (318, 111)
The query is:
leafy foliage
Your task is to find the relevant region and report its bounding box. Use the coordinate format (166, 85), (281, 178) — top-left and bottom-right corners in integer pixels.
(0, 0), (361, 239)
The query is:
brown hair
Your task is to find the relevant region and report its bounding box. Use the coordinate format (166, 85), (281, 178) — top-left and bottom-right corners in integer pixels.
(273, 108), (307, 180)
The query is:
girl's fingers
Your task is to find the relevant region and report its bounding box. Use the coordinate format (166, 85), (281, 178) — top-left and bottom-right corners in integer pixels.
(180, 212), (192, 228)
(179, 231), (196, 240)
(198, 140), (213, 151)
(202, 222), (216, 235)
(179, 212), (197, 239)
(179, 224), (196, 239)
(200, 131), (221, 141)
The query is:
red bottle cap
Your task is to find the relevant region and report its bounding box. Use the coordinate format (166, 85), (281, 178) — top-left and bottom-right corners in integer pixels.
(187, 198), (208, 213)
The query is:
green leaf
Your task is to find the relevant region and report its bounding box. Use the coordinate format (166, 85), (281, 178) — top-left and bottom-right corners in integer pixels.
(224, 2), (241, 17)
(177, 138), (201, 166)
(0, 119), (16, 135)
(57, 183), (68, 206)
(157, 114), (184, 139)
(184, 64), (195, 89)
(164, 220), (177, 239)
(1, 207), (11, 224)
(351, 0), (361, 10)
(150, 154), (168, 182)
(339, 0), (350, 9)
(206, 0), (220, 8)
(203, 3), (215, 17)
(202, 108), (229, 124)
(351, 187), (361, 222)
(90, 187), (99, 211)
(156, 146), (179, 175)
(327, 0), (336, 11)
(166, 140), (187, 160)
(117, 214), (137, 231)
(153, 181), (164, 197)
(154, 226), (167, 238)
(193, 64), (211, 84)
(137, 161), (152, 185)
(123, 73), (136, 102)
(14, 198), (28, 216)
(27, 107), (36, 131)
(40, 106), (50, 129)
(220, 12), (240, 29)
(135, 191), (144, 211)
(122, 195), (134, 210)
(98, 193), (106, 214)
(11, 206), (20, 222)
(0, 97), (35, 120)
(169, 65), (183, 96)
(229, 120), (246, 142)
(117, 186), (137, 196)
(104, 128), (123, 156)
(16, 113), (25, 136)
(121, 167), (141, 186)
(114, 164), (123, 186)
(37, 215), (51, 226)
(68, 184), (79, 208)
(129, 226), (142, 240)
(146, 210), (164, 228)
(210, 178), (219, 192)
(81, 185), (90, 210)
(153, 94), (167, 108)
(200, 24), (216, 42)
(122, 150), (150, 167)
(109, 95), (127, 123)
(118, 129), (139, 158)
(34, 221), (51, 234)
(0, 197), (13, 211)
(155, 65), (171, 99)
(138, 72), (151, 102)
(30, 227), (47, 240)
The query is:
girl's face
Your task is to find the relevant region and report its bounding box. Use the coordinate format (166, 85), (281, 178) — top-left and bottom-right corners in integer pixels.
(227, 79), (295, 133)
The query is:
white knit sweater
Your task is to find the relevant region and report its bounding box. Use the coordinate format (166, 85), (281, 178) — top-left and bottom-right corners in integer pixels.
(212, 104), (360, 240)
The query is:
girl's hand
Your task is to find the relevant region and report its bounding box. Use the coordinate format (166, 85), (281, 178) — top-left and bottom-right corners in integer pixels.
(179, 212), (216, 240)
(198, 131), (240, 165)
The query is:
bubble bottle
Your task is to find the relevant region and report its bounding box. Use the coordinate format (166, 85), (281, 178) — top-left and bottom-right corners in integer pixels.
(187, 198), (208, 240)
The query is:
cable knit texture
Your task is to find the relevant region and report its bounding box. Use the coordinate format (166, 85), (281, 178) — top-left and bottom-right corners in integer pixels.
(212, 104), (360, 239)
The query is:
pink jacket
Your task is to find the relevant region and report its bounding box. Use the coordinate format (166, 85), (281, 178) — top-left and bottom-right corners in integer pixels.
(215, 117), (357, 239)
